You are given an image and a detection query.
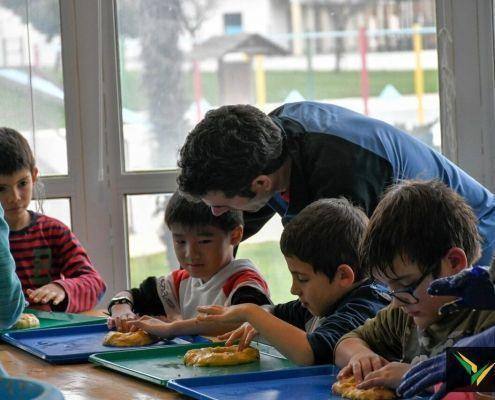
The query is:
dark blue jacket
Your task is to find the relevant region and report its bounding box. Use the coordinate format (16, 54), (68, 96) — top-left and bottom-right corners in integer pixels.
(242, 101), (495, 265)
(273, 281), (389, 365)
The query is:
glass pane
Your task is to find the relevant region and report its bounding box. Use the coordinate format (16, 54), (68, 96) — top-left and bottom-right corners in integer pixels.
(29, 197), (71, 228)
(127, 194), (177, 287)
(0, 0), (68, 176)
(117, 0), (439, 173)
(237, 215), (294, 304)
(126, 194), (292, 303)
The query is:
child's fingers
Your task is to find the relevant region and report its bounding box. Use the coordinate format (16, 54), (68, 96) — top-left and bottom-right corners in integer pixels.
(225, 330), (241, 346)
(245, 328), (257, 344)
(33, 290), (52, 304)
(337, 364), (352, 379)
(52, 292), (65, 305)
(351, 360), (367, 383)
(238, 328), (252, 351)
(218, 329), (239, 342)
(107, 317), (115, 329)
(357, 375), (383, 390)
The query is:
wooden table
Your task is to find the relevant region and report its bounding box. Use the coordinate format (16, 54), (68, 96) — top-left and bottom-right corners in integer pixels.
(0, 310), (189, 399)
(0, 344), (189, 400)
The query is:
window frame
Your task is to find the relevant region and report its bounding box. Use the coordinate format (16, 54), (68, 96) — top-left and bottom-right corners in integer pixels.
(55, 0), (495, 304)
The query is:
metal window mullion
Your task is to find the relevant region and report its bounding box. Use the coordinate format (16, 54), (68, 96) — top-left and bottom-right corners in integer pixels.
(436, 0), (495, 191)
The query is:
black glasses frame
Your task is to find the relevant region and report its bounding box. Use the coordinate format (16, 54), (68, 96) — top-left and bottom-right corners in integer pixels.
(387, 270), (432, 305)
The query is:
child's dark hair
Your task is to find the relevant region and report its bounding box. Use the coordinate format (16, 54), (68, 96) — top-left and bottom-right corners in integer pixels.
(165, 191), (243, 232)
(280, 198), (368, 282)
(0, 127), (36, 174)
(177, 104), (285, 199)
(361, 180), (481, 280)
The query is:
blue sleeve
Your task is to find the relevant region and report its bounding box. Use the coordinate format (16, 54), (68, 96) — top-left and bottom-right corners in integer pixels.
(273, 300), (313, 330)
(0, 206), (25, 328)
(307, 293), (387, 365)
(277, 102), (495, 265)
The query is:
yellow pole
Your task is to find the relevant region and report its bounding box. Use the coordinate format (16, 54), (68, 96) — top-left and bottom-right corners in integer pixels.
(290, 0), (303, 55)
(413, 23), (425, 125)
(254, 55), (266, 107)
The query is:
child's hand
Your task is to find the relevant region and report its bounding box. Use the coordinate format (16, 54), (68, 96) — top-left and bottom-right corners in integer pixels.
(337, 349), (389, 384)
(127, 315), (175, 338)
(196, 304), (249, 324)
(26, 283), (66, 306)
(217, 322), (258, 350)
(107, 304), (137, 332)
(357, 362), (411, 390)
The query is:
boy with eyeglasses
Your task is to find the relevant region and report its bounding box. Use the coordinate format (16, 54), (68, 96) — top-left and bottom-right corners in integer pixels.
(333, 180), (495, 393)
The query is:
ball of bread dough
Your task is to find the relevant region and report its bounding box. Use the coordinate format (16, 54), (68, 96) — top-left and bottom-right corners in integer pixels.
(102, 330), (158, 347)
(14, 313), (40, 329)
(184, 345), (260, 367)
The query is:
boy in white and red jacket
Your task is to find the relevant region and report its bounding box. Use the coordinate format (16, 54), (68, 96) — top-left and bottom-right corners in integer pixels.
(107, 191), (271, 338)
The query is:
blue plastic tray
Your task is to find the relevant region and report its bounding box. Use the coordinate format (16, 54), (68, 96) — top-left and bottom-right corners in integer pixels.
(167, 365), (427, 400)
(2, 323), (209, 364)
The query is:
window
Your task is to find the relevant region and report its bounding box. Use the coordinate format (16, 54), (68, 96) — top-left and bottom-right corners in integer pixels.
(113, 0), (441, 303)
(3, 1), (490, 306)
(224, 13), (242, 35)
(0, 0), (68, 175)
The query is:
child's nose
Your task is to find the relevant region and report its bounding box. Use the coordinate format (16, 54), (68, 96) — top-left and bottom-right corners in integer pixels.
(185, 243), (200, 259)
(290, 281), (300, 296)
(9, 188), (21, 202)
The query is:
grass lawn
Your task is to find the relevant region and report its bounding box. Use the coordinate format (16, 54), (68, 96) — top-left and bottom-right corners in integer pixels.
(1, 67), (438, 129)
(130, 240), (295, 304)
(125, 69), (438, 110)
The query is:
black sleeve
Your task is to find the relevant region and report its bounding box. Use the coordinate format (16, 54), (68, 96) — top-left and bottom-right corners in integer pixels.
(128, 276), (166, 316)
(307, 294), (388, 365)
(230, 286), (271, 306)
(273, 300), (313, 330)
(303, 133), (394, 216)
(241, 205), (276, 242)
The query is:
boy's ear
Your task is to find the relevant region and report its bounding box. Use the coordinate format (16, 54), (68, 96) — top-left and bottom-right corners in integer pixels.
(250, 175), (272, 194)
(31, 167), (39, 183)
(229, 225), (243, 246)
(334, 264), (355, 287)
(442, 247), (468, 275)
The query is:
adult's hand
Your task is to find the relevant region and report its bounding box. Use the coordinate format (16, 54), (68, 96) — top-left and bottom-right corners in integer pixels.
(428, 266), (495, 315)
(397, 325), (495, 399)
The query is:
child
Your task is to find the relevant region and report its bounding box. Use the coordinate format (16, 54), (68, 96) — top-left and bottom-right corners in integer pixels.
(0, 203), (25, 328)
(108, 191), (271, 337)
(0, 127), (106, 313)
(334, 180), (495, 391)
(197, 198), (389, 365)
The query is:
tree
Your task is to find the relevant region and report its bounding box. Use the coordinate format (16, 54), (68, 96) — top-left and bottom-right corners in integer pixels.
(308, 0), (375, 72)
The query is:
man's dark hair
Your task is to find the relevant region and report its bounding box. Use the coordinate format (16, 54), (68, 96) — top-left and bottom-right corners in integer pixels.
(361, 180), (481, 279)
(280, 198), (368, 282)
(177, 104), (285, 199)
(165, 191), (243, 233)
(0, 127), (36, 175)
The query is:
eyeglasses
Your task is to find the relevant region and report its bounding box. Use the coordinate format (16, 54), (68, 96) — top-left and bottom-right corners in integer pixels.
(386, 270), (431, 305)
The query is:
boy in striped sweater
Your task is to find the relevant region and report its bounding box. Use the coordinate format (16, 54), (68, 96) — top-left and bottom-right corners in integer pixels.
(108, 191), (271, 338)
(0, 127), (106, 313)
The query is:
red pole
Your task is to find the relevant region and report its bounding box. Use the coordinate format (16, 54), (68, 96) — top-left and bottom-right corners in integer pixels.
(358, 27), (369, 115)
(193, 60), (203, 122)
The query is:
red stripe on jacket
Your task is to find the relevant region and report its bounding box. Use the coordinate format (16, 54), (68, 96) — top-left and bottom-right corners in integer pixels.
(9, 213), (106, 313)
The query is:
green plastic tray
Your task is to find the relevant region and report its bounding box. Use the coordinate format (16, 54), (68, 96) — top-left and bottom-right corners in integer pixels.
(1, 308), (106, 334)
(89, 342), (295, 386)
